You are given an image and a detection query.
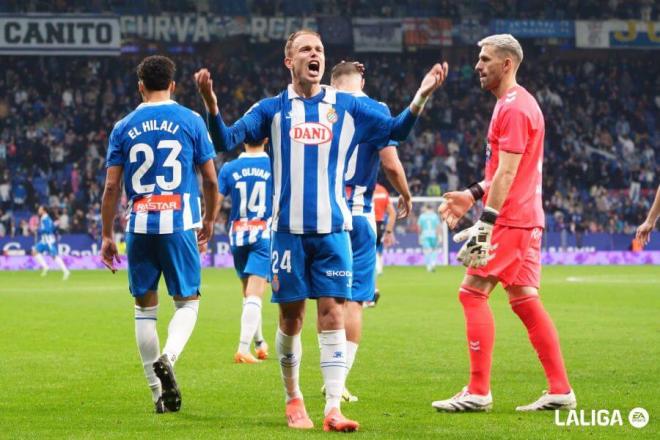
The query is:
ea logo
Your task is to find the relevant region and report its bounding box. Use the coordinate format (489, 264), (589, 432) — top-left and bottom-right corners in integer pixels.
(628, 407), (649, 429)
(290, 122), (333, 144)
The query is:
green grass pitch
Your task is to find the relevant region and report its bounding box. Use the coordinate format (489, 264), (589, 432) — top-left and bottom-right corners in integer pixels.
(0, 265), (658, 439)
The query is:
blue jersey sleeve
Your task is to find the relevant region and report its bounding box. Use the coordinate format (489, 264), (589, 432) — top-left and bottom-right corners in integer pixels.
(378, 103), (400, 150)
(192, 114), (216, 165)
(105, 124), (124, 167)
(218, 164), (231, 197)
(352, 98), (417, 146)
(207, 100), (271, 153)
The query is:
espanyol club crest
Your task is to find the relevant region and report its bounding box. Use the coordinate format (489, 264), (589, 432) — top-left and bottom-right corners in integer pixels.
(327, 107), (338, 124)
(272, 274), (280, 292)
(289, 122), (333, 144)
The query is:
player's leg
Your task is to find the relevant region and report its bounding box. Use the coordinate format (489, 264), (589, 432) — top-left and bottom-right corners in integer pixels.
(507, 285), (575, 410)
(51, 245), (70, 280)
(271, 231), (313, 429)
(235, 274), (267, 363)
(342, 300), (362, 402)
(505, 228), (574, 410)
(244, 239), (271, 360)
(309, 232), (359, 432)
(432, 273), (497, 412)
(231, 245), (262, 363)
(126, 232), (164, 412)
(32, 245), (49, 275)
(155, 230), (202, 412)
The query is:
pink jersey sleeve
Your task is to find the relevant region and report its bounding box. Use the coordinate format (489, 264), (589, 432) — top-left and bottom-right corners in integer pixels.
(497, 106), (529, 154)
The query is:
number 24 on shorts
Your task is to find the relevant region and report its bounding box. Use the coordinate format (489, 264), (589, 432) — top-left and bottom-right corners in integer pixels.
(271, 250), (292, 274)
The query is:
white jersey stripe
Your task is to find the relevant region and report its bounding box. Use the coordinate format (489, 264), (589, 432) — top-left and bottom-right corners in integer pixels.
(351, 185), (367, 215)
(193, 196), (202, 229)
(316, 102), (333, 233)
(159, 191), (174, 234)
(271, 112), (282, 232)
(344, 145), (359, 181)
(134, 207), (148, 233)
(183, 193), (193, 230)
(289, 100), (305, 233)
(235, 224), (245, 246)
(336, 112), (355, 230)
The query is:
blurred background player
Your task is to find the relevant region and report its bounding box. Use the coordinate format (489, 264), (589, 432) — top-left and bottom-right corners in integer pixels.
(218, 138), (272, 364)
(331, 60), (413, 401)
(32, 205), (70, 280)
(635, 184), (660, 247)
(100, 55), (218, 413)
(370, 182), (397, 305)
(417, 204), (441, 272)
(196, 29), (447, 431)
(433, 34), (575, 412)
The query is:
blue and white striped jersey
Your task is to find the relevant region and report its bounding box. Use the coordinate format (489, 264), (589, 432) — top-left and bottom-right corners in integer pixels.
(106, 100), (216, 234)
(38, 214), (56, 245)
(343, 92), (399, 216)
(219, 152), (273, 246)
(208, 85), (417, 234)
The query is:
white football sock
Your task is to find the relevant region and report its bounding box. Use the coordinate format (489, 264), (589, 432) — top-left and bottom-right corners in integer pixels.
(254, 313), (264, 345)
(162, 299), (199, 365)
(319, 329), (347, 415)
(35, 253), (48, 270)
(54, 256), (69, 273)
(238, 295), (262, 354)
(276, 328), (302, 402)
(345, 341), (359, 377)
(135, 305), (161, 402)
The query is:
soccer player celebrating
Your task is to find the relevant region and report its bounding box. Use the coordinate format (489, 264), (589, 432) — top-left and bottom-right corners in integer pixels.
(218, 138), (272, 364)
(32, 205), (70, 280)
(196, 29), (447, 431)
(432, 34), (576, 412)
(100, 56), (219, 413)
(330, 60), (413, 402)
(417, 204), (441, 272)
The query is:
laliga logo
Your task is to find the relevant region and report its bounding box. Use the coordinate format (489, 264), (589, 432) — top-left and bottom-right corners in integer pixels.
(555, 408), (649, 429)
(290, 122), (333, 145)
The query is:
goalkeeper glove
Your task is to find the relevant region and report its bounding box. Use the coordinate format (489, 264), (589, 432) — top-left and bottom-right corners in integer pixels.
(453, 207), (499, 268)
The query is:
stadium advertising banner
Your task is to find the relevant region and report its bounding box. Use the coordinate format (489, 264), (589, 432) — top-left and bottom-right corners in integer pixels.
(353, 18), (403, 52)
(403, 18), (452, 47)
(0, 14), (120, 55)
(120, 15), (314, 43)
(576, 20), (660, 48)
(492, 20), (574, 38)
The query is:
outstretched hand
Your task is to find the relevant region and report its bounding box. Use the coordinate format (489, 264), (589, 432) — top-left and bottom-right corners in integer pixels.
(194, 68), (218, 115)
(418, 62), (449, 98)
(438, 190), (474, 229)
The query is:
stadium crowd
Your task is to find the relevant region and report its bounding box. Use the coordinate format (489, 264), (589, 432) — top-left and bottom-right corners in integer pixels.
(2, 0), (658, 20)
(0, 47), (657, 238)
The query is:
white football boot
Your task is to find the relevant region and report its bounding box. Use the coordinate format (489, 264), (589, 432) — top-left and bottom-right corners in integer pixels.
(432, 386), (493, 412)
(516, 390), (577, 411)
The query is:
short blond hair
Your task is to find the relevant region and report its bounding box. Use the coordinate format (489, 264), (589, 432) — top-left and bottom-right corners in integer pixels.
(284, 29), (321, 57)
(478, 34), (523, 65)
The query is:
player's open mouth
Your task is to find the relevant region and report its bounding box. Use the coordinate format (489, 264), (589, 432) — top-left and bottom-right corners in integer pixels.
(308, 61), (320, 75)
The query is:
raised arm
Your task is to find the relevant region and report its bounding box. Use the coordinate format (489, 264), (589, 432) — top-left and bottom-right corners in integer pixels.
(195, 68), (265, 153)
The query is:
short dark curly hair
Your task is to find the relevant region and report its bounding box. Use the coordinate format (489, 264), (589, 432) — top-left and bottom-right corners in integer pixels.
(136, 55), (176, 91)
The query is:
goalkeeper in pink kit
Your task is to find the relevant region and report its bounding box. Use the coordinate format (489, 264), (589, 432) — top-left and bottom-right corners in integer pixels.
(433, 34), (576, 412)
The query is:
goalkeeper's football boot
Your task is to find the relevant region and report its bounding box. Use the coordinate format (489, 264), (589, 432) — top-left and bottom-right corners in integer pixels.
(255, 341), (269, 360)
(155, 396), (169, 414)
(321, 385), (358, 403)
(234, 351), (261, 364)
(323, 408), (359, 432)
(285, 398), (314, 429)
(432, 386), (493, 412)
(153, 354), (182, 412)
(516, 390), (576, 411)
